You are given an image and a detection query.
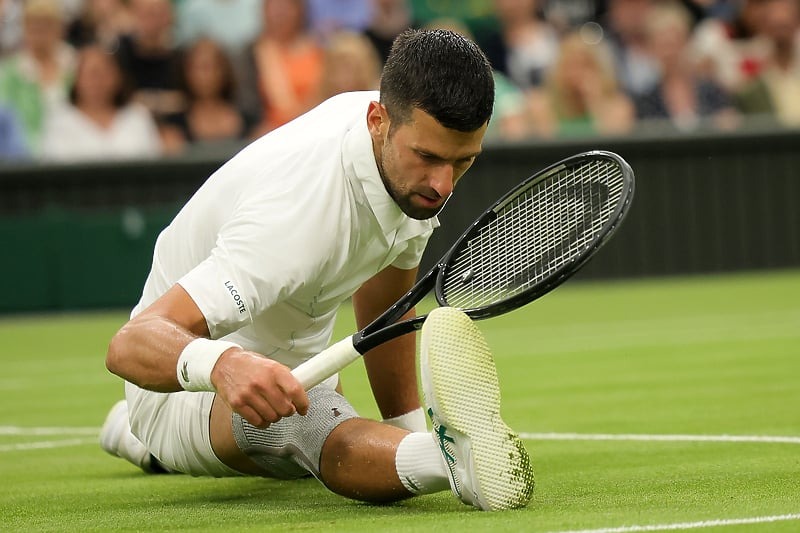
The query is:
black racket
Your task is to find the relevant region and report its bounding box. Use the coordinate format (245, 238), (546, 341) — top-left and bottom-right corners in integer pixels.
(292, 150), (635, 389)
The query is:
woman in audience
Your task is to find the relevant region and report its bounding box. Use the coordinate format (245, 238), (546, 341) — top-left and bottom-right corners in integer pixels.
(636, 1), (739, 132)
(40, 44), (161, 161)
(248, 0), (324, 135)
(527, 31), (635, 138)
(316, 31), (381, 100)
(162, 37), (254, 151)
(0, 0), (76, 155)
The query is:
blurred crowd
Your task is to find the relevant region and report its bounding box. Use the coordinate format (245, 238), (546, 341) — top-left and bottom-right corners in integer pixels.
(0, 0), (798, 163)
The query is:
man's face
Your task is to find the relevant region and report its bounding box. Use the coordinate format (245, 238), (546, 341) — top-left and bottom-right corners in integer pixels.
(367, 102), (487, 220)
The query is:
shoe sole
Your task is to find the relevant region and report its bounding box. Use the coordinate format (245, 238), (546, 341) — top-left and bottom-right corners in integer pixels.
(420, 307), (535, 511)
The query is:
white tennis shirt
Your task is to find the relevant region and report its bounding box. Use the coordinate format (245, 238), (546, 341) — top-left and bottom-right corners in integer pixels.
(133, 91), (438, 369)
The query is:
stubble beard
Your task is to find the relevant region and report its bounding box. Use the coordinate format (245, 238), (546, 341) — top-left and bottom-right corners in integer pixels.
(377, 152), (443, 221)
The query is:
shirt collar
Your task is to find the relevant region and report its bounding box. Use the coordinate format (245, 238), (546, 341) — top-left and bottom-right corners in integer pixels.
(342, 110), (412, 234)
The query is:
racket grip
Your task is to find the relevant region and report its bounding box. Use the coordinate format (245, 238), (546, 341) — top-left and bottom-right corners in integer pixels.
(291, 336), (361, 390)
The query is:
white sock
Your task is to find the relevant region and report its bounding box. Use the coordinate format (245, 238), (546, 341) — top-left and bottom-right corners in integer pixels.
(395, 432), (450, 495)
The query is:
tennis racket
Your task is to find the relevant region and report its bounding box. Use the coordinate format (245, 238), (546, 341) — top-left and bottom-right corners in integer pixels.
(292, 150), (635, 389)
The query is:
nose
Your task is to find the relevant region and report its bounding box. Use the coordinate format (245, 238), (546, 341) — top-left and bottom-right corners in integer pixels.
(429, 164), (455, 199)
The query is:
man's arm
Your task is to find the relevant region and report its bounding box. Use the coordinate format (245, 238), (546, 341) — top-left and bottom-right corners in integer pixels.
(352, 265), (420, 420)
(105, 284), (308, 427)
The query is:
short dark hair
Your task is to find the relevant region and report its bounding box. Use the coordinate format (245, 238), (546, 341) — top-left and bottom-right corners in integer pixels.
(379, 28), (494, 132)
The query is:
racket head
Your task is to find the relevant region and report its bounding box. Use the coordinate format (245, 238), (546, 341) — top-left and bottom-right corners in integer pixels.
(435, 150), (635, 319)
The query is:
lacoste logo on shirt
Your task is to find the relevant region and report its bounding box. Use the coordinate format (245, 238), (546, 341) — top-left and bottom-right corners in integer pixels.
(224, 280), (247, 314)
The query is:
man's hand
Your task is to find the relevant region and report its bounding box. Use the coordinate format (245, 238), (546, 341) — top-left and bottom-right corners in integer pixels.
(211, 348), (309, 428)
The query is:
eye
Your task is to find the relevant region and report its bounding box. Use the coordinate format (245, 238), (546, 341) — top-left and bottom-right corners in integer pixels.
(455, 156), (475, 168)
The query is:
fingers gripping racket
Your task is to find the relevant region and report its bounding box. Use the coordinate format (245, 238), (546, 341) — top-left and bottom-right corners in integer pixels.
(292, 150), (635, 389)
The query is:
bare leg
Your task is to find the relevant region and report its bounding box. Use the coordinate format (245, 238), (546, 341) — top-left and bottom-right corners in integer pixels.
(318, 418), (412, 502)
(209, 395), (269, 475)
(210, 396), (415, 503)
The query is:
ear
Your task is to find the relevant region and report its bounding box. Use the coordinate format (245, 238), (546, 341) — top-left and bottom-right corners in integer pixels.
(366, 101), (389, 139)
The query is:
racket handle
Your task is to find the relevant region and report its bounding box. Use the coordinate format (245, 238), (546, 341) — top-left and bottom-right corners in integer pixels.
(291, 336), (361, 390)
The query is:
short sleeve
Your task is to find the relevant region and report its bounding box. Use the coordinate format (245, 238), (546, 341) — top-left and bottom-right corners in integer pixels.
(177, 189), (333, 340)
(177, 254), (253, 340)
(390, 219), (437, 270)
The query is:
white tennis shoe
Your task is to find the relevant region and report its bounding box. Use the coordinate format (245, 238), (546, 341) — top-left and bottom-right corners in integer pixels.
(99, 399), (160, 473)
(420, 307), (535, 511)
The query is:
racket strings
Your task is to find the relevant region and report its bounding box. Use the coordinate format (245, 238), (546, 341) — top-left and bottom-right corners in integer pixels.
(442, 160), (625, 309)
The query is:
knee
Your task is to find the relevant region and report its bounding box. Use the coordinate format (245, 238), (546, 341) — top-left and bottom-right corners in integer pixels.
(319, 418), (364, 471)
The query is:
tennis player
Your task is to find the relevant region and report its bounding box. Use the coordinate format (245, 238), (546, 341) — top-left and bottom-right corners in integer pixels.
(100, 29), (534, 511)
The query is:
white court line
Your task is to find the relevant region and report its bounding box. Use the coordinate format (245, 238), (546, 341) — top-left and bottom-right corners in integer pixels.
(0, 438), (97, 452)
(0, 426), (99, 436)
(520, 432), (800, 444)
(548, 513), (800, 533)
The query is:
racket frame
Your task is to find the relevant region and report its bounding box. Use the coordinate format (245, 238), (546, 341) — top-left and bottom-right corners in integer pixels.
(436, 150), (635, 320)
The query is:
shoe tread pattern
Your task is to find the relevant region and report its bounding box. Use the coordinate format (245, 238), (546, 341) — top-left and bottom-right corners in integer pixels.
(421, 307), (535, 510)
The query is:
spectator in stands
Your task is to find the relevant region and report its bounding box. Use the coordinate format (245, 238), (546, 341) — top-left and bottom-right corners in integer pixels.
(479, 0), (560, 89)
(39, 44), (161, 161)
(735, 0), (800, 126)
(601, 0), (661, 98)
(116, 0), (184, 120)
(635, 1), (739, 132)
(691, 0), (772, 93)
(362, 0), (416, 63)
(527, 31), (635, 138)
(317, 31), (381, 100)
(0, 105), (29, 160)
(162, 37), (254, 153)
(175, 0), (262, 54)
(0, 0), (76, 155)
(248, 0), (324, 135)
(66, 0), (134, 50)
(306, 0), (372, 42)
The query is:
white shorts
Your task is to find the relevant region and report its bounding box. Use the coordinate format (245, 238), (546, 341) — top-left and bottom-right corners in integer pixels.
(125, 382), (242, 477)
(124, 374), (341, 477)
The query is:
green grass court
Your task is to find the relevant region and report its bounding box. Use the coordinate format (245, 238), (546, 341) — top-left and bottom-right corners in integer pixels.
(1, 270), (798, 532)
